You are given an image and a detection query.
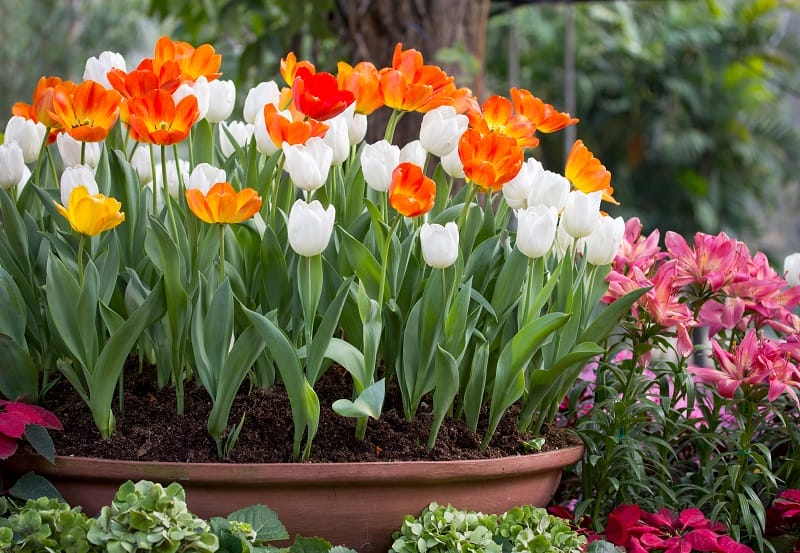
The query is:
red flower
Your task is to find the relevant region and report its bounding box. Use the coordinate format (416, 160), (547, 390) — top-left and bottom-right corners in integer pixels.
(292, 67), (354, 121)
(388, 162), (436, 218)
(0, 400), (62, 459)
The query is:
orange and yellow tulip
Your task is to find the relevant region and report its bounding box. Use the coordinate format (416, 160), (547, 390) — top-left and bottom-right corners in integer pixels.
(55, 185), (125, 236)
(458, 128), (524, 191)
(337, 61), (384, 115)
(153, 36), (221, 83)
(565, 140), (617, 205)
(263, 103), (328, 149)
(379, 43), (457, 113)
(186, 182), (262, 225)
(469, 96), (539, 149)
(388, 162), (436, 218)
(50, 80), (121, 142)
(511, 88), (578, 134)
(127, 90), (199, 145)
(32, 76), (69, 129)
(281, 52), (316, 87)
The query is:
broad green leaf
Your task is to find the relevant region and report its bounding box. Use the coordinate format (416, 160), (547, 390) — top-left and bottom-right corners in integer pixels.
(427, 347), (459, 451)
(193, 118), (215, 164)
(464, 339), (489, 432)
(9, 472), (64, 502)
(290, 536), (333, 553)
(227, 504), (289, 541)
(338, 226), (382, 299)
(0, 268), (27, 346)
(45, 254), (88, 372)
(332, 378), (385, 420)
(205, 278), (236, 389)
(580, 286), (650, 344)
(307, 276), (352, 385)
(24, 424), (55, 464)
(0, 335), (39, 401)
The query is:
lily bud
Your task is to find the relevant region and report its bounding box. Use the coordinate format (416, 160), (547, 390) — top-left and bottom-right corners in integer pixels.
(561, 190), (602, 239)
(515, 205), (558, 259)
(0, 142), (27, 190)
(188, 163), (226, 195)
(584, 215), (625, 266)
(400, 140), (426, 167)
(83, 51), (127, 89)
(282, 137), (333, 192)
(785, 253), (800, 286)
(206, 79), (236, 123)
(243, 81), (280, 125)
(419, 105), (469, 157)
(220, 121), (254, 157)
(5, 116), (46, 163)
(60, 165), (98, 207)
(57, 133), (101, 169)
(288, 199), (335, 257)
(361, 140), (400, 192)
(420, 222), (459, 269)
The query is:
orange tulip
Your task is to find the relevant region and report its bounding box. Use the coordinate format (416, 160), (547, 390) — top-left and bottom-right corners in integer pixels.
(457, 128), (524, 191)
(50, 80), (121, 142)
(55, 185), (125, 236)
(511, 88), (578, 134)
(153, 36), (221, 83)
(469, 96), (539, 149)
(565, 140), (617, 205)
(337, 61), (384, 115)
(281, 52), (316, 86)
(127, 90), (199, 145)
(379, 43), (457, 113)
(32, 76), (69, 129)
(263, 103), (328, 149)
(388, 162), (436, 218)
(186, 182), (262, 225)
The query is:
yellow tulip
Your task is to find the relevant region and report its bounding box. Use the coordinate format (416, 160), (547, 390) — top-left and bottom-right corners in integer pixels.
(55, 185), (125, 236)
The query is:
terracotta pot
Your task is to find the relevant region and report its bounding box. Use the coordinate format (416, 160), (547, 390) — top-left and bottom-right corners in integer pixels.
(2, 445), (582, 553)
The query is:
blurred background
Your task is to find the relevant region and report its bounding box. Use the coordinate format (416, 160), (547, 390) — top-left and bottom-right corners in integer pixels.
(2, 0), (799, 260)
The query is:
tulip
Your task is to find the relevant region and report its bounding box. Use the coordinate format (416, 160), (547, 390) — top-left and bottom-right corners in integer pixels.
(515, 205), (558, 259)
(292, 67), (354, 121)
(260, 103), (328, 153)
(419, 106), (468, 157)
(287, 199), (335, 257)
(389, 162), (435, 218)
(60, 165), (98, 207)
(5, 116), (46, 163)
(440, 146), (465, 179)
(173, 76), (210, 121)
(0, 142), (27, 190)
(55, 185), (125, 237)
(340, 103), (368, 145)
(584, 215), (625, 266)
(50, 80), (121, 142)
(243, 81), (281, 125)
(186, 182), (262, 225)
(128, 90), (199, 145)
(253, 108), (279, 155)
(565, 140), (616, 205)
(130, 147), (153, 185)
(400, 140), (426, 168)
(57, 133), (101, 169)
(83, 51), (127, 89)
(361, 140), (400, 192)
(188, 163), (226, 195)
(561, 190), (602, 239)
(322, 115), (350, 165)
(502, 158), (536, 210)
(282, 137), (333, 192)
(458, 128), (523, 191)
(220, 121), (254, 158)
(528, 165), (570, 211)
(420, 222), (459, 269)
(785, 253), (800, 286)
(205, 79), (236, 123)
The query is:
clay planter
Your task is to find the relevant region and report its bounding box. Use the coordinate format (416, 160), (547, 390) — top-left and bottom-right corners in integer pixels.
(2, 445), (583, 553)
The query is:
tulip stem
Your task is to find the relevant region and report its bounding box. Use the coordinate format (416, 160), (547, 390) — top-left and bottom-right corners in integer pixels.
(80, 141), (86, 166)
(384, 110), (404, 144)
(77, 235), (86, 285)
(219, 224), (226, 282)
(34, 129), (49, 186)
(149, 144), (158, 214)
(161, 145), (178, 237)
(378, 215), (402, 305)
(46, 142), (59, 191)
(173, 143), (186, 199)
(456, 184), (479, 230)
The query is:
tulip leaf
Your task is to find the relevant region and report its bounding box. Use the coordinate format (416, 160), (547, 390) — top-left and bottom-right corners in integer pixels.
(0, 334), (39, 402)
(45, 254), (89, 373)
(259, 225), (291, 319)
(580, 286), (650, 344)
(323, 338), (367, 391)
(307, 275), (352, 385)
(463, 338), (489, 432)
(355, 281), (381, 391)
(0, 268), (27, 347)
(427, 346), (459, 451)
(337, 226), (382, 300)
(298, 254), (323, 358)
(94, 239), (121, 305)
(332, 378), (385, 420)
(444, 278), (473, 362)
(206, 278), (235, 388)
(490, 247), (528, 322)
(0, 187), (30, 268)
(194, 118), (215, 165)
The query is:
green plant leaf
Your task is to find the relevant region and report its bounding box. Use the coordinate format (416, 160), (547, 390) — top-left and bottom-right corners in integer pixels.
(332, 378), (385, 420)
(0, 268), (27, 346)
(580, 286), (650, 344)
(9, 472), (64, 502)
(24, 424), (56, 464)
(227, 504), (289, 541)
(0, 334), (39, 401)
(427, 347), (459, 451)
(290, 536), (333, 553)
(337, 226), (382, 299)
(306, 275), (351, 385)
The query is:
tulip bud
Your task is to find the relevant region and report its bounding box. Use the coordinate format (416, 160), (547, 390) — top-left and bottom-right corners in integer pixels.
(322, 115), (350, 164)
(206, 79), (236, 123)
(528, 165), (570, 211)
(515, 205), (558, 259)
(341, 103), (367, 145)
(174, 76), (210, 121)
(282, 137), (333, 192)
(188, 163), (226, 195)
(83, 51), (127, 89)
(361, 140), (400, 192)
(440, 146), (465, 179)
(419, 106), (469, 157)
(584, 215), (625, 266)
(785, 253), (800, 286)
(420, 222), (459, 269)
(130, 147), (153, 185)
(243, 81), (280, 125)
(503, 158), (536, 209)
(220, 121), (254, 158)
(56, 133), (101, 169)
(288, 199), (335, 257)
(60, 165), (98, 207)
(5, 116), (46, 163)
(561, 190), (602, 239)
(0, 142), (27, 190)
(400, 140), (426, 167)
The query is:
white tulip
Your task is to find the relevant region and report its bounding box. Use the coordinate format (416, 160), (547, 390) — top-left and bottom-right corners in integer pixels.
(130, 147), (153, 185)
(419, 106), (469, 157)
(553, 220), (574, 259)
(340, 103), (367, 145)
(0, 142), (27, 190)
(220, 121), (254, 158)
(503, 158), (536, 209)
(254, 106), (292, 155)
(528, 164), (570, 211)
(56, 133), (101, 169)
(441, 146), (465, 179)
(188, 163), (226, 195)
(584, 215), (625, 266)
(322, 115), (350, 165)
(5, 116), (46, 163)
(785, 253), (800, 286)
(83, 51), (127, 89)
(561, 190), (602, 239)
(287, 199), (335, 257)
(173, 76), (210, 121)
(282, 137), (333, 192)
(243, 81), (281, 125)
(515, 205), (558, 259)
(15, 166), (31, 196)
(60, 165), (98, 206)
(361, 140), (400, 192)
(420, 222), (459, 269)
(400, 140), (426, 167)
(206, 79), (236, 123)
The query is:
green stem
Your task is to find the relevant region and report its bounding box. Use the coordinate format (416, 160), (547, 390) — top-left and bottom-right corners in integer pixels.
(45, 143), (59, 190)
(219, 224), (226, 282)
(378, 215), (402, 305)
(149, 144), (158, 214)
(161, 144), (178, 237)
(80, 141), (86, 166)
(456, 183), (479, 229)
(34, 129), (50, 186)
(270, 154), (286, 229)
(383, 110), (404, 143)
(77, 234), (86, 285)
(173, 143), (186, 199)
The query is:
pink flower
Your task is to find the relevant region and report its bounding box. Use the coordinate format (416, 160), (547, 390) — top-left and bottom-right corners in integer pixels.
(665, 231), (748, 293)
(697, 297), (745, 337)
(613, 217), (664, 275)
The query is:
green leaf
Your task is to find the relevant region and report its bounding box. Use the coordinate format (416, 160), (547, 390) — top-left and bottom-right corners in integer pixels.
(338, 226), (382, 299)
(0, 268), (27, 346)
(290, 536), (334, 553)
(427, 347), (459, 451)
(306, 273), (351, 385)
(227, 504), (289, 541)
(23, 424), (55, 464)
(194, 118), (216, 164)
(580, 287), (650, 344)
(332, 378), (385, 420)
(464, 339), (489, 432)
(0, 334), (39, 401)
(9, 472), (64, 502)
(45, 254), (89, 372)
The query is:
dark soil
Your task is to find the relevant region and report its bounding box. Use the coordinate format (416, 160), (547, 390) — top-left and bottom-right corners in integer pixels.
(41, 361), (581, 463)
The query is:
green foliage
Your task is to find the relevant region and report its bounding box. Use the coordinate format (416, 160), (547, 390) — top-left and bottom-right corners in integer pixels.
(0, 496), (97, 553)
(86, 480), (218, 553)
(390, 502), (586, 553)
